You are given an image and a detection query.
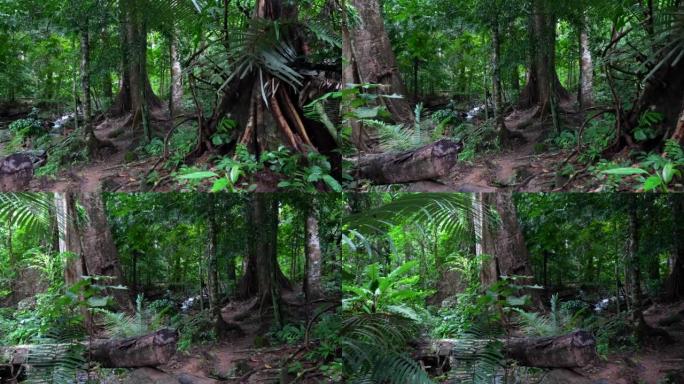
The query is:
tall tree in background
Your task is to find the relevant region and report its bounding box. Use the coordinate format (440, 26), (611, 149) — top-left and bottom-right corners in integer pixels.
(665, 194), (684, 300)
(476, 193), (535, 287)
(109, 0), (162, 127)
(344, 0), (415, 128)
(518, 0), (570, 112)
(578, 13), (593, 109)
(238, 194), (290, 326)
(626, 195), (648, 343)
(305, 204), (323, 302)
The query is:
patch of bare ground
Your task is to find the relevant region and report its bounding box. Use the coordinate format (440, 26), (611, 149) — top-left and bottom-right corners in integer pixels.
(434, 107), (578, 192)
(165, 288), (335, 383)
(577, 301), (684, 384)
(29, 109), (171, 192)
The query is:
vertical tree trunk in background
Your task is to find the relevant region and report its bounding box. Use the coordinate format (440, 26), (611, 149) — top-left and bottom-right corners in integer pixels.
(477, 193), (538, 308)
(671, 103), (684, 144)
(80, 28), (92, 127)
(78, 192), (133, 311)
(578, 15), (593, 109)
(55, 193), (84, 286)
(169, 30), (183, 117)
(627, 196), (647, 342)
(305, 209), (323, 302)
(518, 0), (570, 111)
(341, 15), (369, 151)
(665, 195), (684, 300)
(347, 0), (415, 125)
(109, 0), (161, 117)
(205, 197), (229, 336)
(103, 72), (114, 105)
(491, 22), (512, 145)
(238, 194), (290, 316)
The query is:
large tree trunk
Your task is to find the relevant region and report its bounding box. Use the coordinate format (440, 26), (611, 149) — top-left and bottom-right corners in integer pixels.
(341, 15), (368, 151)
(578, 15), (593, 109)
(415, 330), (597, 369)
(305, 209), (323, 302)
(77, 192), (133, 311)
(518, 0), (570, 111)
(199, 0), (339, 168)
(346, 0), (415, 126)
(478, 193), (535, 287)
(169, 29), (183, 117)
(672, 102), (684, 144)
(109, 0), (162, 119)
(238, 194), (290, 314)
(1, 329), (178, 373)
(354, 139), (461, 184)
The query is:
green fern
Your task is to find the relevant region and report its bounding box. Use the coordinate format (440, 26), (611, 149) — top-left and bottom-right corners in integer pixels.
(341, 312), (433, 384)
(97, 295), (170, 338)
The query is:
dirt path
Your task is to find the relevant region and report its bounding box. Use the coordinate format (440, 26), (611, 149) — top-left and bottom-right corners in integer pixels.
(437, 109), (572, 193)
(583, 301), (684, 384)
(166, 291), (327, 383)
(29, 113), (168, 193)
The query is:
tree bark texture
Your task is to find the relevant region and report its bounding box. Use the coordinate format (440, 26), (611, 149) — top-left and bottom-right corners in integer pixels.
(0, 329), (178, 372)
(578, 15), (593, 109)
(415, 330), (597, 369)
(347, 0), (415, 125)
(169, 29), (183, 117)
(518, 0), (570, 110)
(354, 139), (461, 184)
(305, 210), (324, 301)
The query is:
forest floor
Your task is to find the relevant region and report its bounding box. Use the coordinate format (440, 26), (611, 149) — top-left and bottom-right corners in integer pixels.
(580, 300), (684, 384)
(162, 289), (330, 384)
(424, 106), (592, 193)
(29, 111), (171, 193)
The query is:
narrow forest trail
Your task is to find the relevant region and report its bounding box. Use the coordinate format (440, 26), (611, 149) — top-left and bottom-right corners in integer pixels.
(584, 300), (684, 384)
(166, 289), (324, 383)
(439, 109), (573, 193)
(30, 112), (169, 193)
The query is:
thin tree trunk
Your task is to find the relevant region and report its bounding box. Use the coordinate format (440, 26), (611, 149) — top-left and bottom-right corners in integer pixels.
(578, 15), (593, 109)
(305, 209), (323, 302)
(491, 22), (511, 144)
(169, 29), (183, 117)
(627, 196), (647, 343)
(665, 194), (684, 300)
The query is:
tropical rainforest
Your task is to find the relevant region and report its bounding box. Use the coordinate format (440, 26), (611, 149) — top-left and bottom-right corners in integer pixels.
(1, 0), (683, 192)
(0, 192), (344, 383)
(341, 193), (684, 383)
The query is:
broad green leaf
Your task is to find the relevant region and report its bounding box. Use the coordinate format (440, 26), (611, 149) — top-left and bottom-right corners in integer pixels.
(178, 171), (218, 180)
(602, 168), (649, 176)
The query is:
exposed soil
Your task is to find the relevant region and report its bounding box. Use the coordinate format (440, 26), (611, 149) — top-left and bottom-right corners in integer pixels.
(579, 300), (684, 384)
(27, 110), (172, 193)
(162, 289), (335, 384)
(434, 107), (586, 193)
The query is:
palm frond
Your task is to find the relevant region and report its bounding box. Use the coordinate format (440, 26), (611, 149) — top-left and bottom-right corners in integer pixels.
(343, 193), (480, 241)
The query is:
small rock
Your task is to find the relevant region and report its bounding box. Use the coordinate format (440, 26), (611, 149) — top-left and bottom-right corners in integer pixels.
(124, 368), (180, 384)
(177, 373), (219, 384)
(539, 369), (592, 384)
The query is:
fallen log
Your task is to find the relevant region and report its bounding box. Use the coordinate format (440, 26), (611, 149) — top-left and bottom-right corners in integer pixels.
(355, 139), (461, 184)
(415, 330), (597, 369)
(1, 328), (178, 372)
